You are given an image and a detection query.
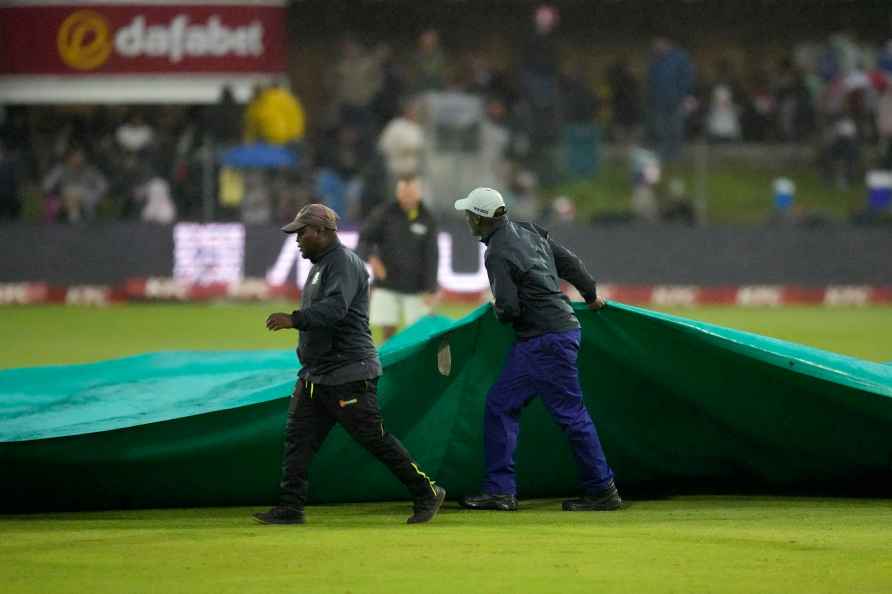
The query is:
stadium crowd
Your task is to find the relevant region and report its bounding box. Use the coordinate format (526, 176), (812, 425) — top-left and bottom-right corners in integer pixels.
(1, 6), (892, 226)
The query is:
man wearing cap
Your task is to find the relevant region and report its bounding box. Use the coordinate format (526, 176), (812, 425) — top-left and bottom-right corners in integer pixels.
(253, 203), (446, 525)
(357, 174), (440, 341)
(454, 188), (621, 512)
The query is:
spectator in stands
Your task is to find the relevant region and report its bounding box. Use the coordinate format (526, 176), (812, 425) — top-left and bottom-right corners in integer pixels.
(116, 111), (155, 155)
(413, 29), (447, 93)
(42, 148), (108, 223)
(205, 85), (243, 147)
(357, 174), (439, 341)
(377, 98), (425, 183)
(607, 60), (643, 145)
(706, 87), (741, 143)
(134, 168), (177, 224)
(243, 82), (306, 148)
(370, 42), (406, 130)
(774, 57), (816, 142)
(875, 75), (892, 168)
(329, 36), (384, 136)
(478, 97), (512, 191)
(646, 35), (696, 162)
(519, 3), (563, 186)
(0, 141), (19, 221)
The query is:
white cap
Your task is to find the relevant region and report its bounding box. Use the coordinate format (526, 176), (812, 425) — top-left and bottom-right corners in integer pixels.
(454, 187), (506, 218)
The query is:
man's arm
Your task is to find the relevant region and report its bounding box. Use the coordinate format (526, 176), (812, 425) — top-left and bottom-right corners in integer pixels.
(291, 260), (359, 330)
(549, 237), (599, 305)
(486, 253), (521, 323)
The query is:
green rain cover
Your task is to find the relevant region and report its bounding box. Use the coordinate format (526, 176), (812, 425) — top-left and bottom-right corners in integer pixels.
(1, 303), (891, 512)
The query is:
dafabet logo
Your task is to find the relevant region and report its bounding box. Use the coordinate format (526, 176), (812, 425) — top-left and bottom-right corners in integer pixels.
(56, 9), (266, 71)
(57, 10), (112, 70)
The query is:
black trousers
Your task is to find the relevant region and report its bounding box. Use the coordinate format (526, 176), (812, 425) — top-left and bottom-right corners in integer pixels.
(279, 377), (436, 507)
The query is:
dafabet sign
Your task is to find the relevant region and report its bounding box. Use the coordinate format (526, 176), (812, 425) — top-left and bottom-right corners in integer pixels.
(1, 3), (286, 75)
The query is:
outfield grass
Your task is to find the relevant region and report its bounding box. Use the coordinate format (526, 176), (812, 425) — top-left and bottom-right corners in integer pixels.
(1, 303), (890, 368)
(2, 497), (891, 594)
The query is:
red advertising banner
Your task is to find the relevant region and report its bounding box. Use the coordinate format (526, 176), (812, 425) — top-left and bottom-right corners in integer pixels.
(0, 3), (287, 75)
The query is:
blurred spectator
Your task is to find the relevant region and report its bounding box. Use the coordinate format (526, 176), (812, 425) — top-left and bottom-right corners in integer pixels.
(875, 76), (892, 169)
(377, 98), (425, 181)
(774, 58), (816, 142)
(243, 82), (306, 146)
(464, 52), (516, 109)
(41, 148), (108, 223)
(704, 59), (743, 142)
(116, 111), (155, 154)
(560, 63), (601, 180)
(478, 97), (512, 190)
(205, 85), (243, 146)
(413, 29), (447, 93)
(706, 85), (741, 142)
(135, 169), (176, 224)
(519, 4), (562, 186)
(370, 43), (406, 130)
(646, 35), (695, 162)
(629, 146), (660, 222)
(607, 60), (643, 145)
(329, 37), (384, 133)
(741, 68), (776, 141)
(0, 141), (19, 221)
(240, 170), (272, 224)
(879, 40), (892, 76)
(822, 111), (860, 189)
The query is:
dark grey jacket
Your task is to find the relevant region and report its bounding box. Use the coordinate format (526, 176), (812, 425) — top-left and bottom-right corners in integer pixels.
(482, 217), (598, 339)
(356, 201), (439, 294)
(290, 240), (381, 384)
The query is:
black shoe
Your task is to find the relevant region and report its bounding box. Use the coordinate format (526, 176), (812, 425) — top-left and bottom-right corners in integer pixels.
(562, 480), (623, 511)
(253, 505), (306, 524)
(407, 484), (446, 524)
(459, 493), (518, 511)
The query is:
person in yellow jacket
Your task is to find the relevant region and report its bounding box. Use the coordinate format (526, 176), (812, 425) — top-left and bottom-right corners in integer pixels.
(244, 83), (306, 145)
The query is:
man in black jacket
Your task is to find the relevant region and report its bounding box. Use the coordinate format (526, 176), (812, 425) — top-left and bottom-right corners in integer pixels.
(453, 187), (621, 512)
(357, 175), (439, 341)
(253, 203), (445, 525)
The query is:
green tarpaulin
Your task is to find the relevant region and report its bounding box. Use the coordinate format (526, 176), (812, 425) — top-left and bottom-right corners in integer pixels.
(2, 303), (891, 512)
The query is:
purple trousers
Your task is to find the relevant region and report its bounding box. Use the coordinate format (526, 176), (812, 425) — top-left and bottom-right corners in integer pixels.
(482, 328), (614, 496)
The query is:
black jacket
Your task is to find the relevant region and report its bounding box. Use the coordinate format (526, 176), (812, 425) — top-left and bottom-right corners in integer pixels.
(482, 217), (598, 339)
(290, 239), (381, 384)
(356, 201), (439, 294)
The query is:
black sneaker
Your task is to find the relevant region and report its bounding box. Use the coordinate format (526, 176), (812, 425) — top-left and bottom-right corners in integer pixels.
(253, 505), (306, 524)
(459, 493), (518, 511)
(562, 480), (623, 511)
(407, 484), (446, 524)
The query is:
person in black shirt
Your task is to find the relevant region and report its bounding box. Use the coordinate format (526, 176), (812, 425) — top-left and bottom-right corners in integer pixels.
(357, 175), (439, 341)
(253, 203), (445, 525)
(453, 188), (621, 512)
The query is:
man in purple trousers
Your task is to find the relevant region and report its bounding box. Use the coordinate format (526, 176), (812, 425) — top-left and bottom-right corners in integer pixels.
(454, 187), (621, 512)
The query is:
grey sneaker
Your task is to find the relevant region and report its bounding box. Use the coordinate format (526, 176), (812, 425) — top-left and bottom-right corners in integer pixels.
(253, 505), (306, 524)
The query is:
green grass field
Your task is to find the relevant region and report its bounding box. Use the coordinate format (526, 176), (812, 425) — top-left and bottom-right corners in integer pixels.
(1, 303), (890, 367)
(3, 498), (892, 594)
(2, 303), (892, 593)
